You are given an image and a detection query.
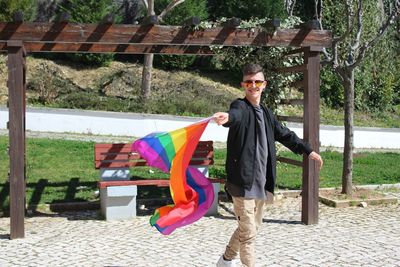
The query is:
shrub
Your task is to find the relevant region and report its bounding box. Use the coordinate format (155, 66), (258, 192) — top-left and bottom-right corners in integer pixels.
(58, 0), (120, 67)
(207, 0), (286, 20)
(320, 67), (344, 108)
(0, 0), (35, 21)
(154, 55), (196, 70)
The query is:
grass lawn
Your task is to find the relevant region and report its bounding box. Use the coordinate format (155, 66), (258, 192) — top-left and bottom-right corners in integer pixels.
(1, 136), (399, 211)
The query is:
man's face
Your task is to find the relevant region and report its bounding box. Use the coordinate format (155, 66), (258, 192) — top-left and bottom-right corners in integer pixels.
(241, 72), (267, 101)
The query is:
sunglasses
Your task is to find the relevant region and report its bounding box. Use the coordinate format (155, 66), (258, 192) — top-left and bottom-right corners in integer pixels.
(242, 80), (267, 89)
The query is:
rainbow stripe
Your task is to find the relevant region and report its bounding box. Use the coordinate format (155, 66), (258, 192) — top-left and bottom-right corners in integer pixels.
(132, 118), (214, 235)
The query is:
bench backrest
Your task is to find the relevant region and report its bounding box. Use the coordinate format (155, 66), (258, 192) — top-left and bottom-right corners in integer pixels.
(94, 141), (214, 169)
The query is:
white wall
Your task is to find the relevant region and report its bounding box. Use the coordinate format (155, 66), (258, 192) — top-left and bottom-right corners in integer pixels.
(1, 107), (399, 149)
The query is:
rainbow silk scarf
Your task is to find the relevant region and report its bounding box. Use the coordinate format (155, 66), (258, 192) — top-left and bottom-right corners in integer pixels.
(131, 117), (214, 235)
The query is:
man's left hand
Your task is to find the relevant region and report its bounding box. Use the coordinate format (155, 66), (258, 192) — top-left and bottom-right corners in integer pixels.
(308, 151), (323, 169)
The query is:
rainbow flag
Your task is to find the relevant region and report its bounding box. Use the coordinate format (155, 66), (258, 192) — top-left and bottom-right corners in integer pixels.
(132, 117), (214, 235)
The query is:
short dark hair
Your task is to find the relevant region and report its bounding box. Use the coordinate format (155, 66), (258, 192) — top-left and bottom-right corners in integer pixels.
(242, 63), (264, 76)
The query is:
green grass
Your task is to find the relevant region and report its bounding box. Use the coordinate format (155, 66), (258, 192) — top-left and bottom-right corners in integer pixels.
(1, 136), (399, 211)
(282, 104), (400, 128)
(209, 147), (400, 190)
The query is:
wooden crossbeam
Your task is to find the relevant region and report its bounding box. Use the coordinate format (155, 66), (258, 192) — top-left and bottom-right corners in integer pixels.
(283, 47), (304, 56)
(275, 64), (307, 73)
(279, 99), (303, 105)
(0, 22), (332, 48)
(277, 156), (302, 167)
(0, 42), (214, 55)
(289, 80), (304, 92)
(277, 115), (303, 123)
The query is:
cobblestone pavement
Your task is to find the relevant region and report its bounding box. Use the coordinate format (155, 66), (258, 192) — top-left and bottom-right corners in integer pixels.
(0, 196), (399, 267)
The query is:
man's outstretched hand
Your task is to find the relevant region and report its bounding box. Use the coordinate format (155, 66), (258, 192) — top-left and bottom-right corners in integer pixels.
(213, 112), (229, 126)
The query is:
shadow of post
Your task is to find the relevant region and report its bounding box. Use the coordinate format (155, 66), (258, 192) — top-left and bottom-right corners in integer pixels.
(65, 177), (80, 201)
(27, 179), (48, 212)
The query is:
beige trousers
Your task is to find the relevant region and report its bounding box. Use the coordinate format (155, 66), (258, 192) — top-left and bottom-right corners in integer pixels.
(224, 197), (265, 267)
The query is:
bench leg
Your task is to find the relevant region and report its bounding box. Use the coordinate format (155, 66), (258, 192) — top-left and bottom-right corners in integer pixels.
(205, 183), (220, 216)
(100, 185), (138, 220)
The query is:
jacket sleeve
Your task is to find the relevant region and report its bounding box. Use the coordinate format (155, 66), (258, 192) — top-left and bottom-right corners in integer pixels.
(272, 114), (313, 155)
(223, 99), (244, 128)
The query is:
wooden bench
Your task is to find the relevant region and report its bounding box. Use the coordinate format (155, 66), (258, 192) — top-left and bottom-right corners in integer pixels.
(94, 141), (224, 220)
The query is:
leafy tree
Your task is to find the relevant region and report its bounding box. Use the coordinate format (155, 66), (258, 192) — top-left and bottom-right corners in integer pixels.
(153, 0), (208, 70)
(34, 0), (63, 22)
(207, 0), (286, 20)
(58, 0), (120, 66)
(0, 0), (35, 21)
(318, 0), (400, 194)
(155, 0), (208, 24)
(210, 17), (304, 109)
(119, 0), (144, 24)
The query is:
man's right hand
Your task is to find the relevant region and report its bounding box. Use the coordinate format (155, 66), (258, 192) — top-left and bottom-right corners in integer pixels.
(213, 112), (229, 125)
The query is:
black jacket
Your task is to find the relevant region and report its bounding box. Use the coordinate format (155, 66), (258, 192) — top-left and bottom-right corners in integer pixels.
(223, 98), (313, 194)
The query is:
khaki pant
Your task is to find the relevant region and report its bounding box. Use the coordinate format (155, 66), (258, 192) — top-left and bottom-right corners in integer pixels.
(223, 197), (265, 267)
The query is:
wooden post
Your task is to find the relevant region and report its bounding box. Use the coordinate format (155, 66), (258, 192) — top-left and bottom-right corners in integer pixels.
(302, 46), (321, 225)
(7, 40), (26, 239)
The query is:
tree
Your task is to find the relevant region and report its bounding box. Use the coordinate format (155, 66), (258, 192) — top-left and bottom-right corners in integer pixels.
(59, 0), (120, 66)
(139, 0), (191, 100)
(318, 0), (400, 194)
(119, 0), (144, 24)
(35, 0), (63, 22)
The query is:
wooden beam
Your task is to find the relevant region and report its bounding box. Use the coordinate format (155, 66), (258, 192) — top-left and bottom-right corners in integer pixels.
(0, 42), (214, 55)
(283, 47), (305, 56)
(7, 40), (26, 239)
(279, 99), (303, 105)
(302, 47), (321, 225)
(277, 156), (302, 167)
(275, 64), (307, 73)
(289, 80), (304, 92)
(0, 22), (332, 48)
(277, 115), (303, 123)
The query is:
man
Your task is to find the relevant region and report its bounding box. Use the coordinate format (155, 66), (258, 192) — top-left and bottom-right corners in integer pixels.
(213, 63), (323, 267)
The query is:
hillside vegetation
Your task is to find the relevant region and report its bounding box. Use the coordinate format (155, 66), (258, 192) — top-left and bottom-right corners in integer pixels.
(0, 55), (242, 117)
(0, 55), (399, 127)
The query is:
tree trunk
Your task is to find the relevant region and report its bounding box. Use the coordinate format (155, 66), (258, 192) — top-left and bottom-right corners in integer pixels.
(140, 0), (154, 101)
(141, 53), (153, 100)
(341, 69), (355, 195)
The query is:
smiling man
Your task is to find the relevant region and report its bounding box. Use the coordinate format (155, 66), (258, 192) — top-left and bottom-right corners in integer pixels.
(213, 63), (323, 267)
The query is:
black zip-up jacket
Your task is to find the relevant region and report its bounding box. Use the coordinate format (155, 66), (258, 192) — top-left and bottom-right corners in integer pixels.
(223, 98), (313, 194)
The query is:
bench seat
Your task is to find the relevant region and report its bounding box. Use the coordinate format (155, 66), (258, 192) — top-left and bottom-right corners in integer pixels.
(94, 141), (223, 220)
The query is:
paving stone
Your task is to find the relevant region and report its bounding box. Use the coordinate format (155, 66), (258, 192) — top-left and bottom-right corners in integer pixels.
(1, 197), (399, 266)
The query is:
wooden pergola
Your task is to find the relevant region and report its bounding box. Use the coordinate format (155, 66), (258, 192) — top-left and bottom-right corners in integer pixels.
(0, 15), (331, 239)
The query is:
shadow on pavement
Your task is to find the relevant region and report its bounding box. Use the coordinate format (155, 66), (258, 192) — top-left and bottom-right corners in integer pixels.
(0, 234), (10, 240)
